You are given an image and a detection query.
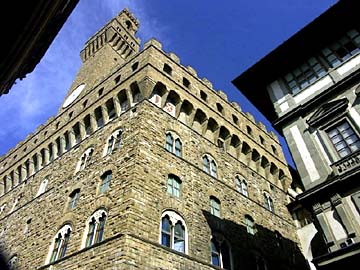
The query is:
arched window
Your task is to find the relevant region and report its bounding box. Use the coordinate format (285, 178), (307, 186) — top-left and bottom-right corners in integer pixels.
(245, 215), (256, 235)
(165, 133), (173, 152)
(106, 129), (122, 155)
(167, 174), (181, 198)
(48, 224), (72, 263)
(210, 196), (221, 218)
(235, 176), (248, 197)
(77, 147), (94, 172)
(68, 189), (80, 210)
(264, 193), (274, 213)
(165, 132), (182, 157)
(203, 155), (218, 178)
(175, 139), (182, 157)
(84, 209), (107, 248)
(99, 171), (112, 193)
(211, 235), (232, 269)
(160, 211), (187, 254)
(210, 160), (217, 178)
(203, 156), (210, 173)
(36, 177), (49, 197)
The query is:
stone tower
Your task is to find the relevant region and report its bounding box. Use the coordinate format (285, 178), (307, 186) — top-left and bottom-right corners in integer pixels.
(0, 8), (307, 270)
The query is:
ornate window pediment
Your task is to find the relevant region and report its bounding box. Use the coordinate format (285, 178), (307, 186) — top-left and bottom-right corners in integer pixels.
(307, 98), (348, 127)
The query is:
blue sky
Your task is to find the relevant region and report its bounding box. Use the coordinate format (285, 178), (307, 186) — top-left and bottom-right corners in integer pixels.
(0, 0), (337, 167)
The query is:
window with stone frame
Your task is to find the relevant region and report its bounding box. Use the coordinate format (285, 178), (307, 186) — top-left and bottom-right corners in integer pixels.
(283, 56), (327, 94)
(84, 209), (107, 248)
(165, 132), (182, 157)
(245, 215), (256, 235)
(68, 189), (80, 210)
(210, 196), (221, 218)
(99, 171), (112, 194)
(211, 234), (232, 269)
(322, 29), (360, 68)
(264, 192), (274, 213)
(167, 174), (181, 198)
(48, 224), (72, 263)
(160, 210), (187, 253)
(235, 176), (248, 197)
(326, 120), (360, 158)
(203, 155), (218, 178)
(106, 129), (122, 155)
(77, 147), (94, 172)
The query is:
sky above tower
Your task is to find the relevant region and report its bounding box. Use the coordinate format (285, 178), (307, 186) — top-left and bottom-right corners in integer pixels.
(0, 0), (337, 167)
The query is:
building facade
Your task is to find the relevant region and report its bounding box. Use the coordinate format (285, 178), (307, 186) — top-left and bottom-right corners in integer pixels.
(233, 1), (360, 269)
(0, 9), (307, 270)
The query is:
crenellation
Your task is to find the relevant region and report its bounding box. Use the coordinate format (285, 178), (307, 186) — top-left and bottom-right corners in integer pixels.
(201, 77), (213, 89)
(168, 52), (180, 64)
(231, 101), (242, 112)
(144, 38), (162, 50)
(217, 90), (228, 101)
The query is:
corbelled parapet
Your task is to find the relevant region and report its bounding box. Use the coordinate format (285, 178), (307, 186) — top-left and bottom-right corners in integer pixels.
(118, 8), (140, 28)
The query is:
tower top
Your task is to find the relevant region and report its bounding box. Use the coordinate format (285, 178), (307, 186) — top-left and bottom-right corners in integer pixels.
(116, 8), (140, 34)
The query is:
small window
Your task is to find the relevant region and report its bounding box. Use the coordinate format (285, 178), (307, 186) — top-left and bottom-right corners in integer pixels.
(73, 123), (81, 144)
(83, 100), (88, 108)
(182, 77), (190, 88)
(132, 62), (139, 71)
(160, 211), (187, 253)
(100, 171), (112, 193)
(232, 115), (239, 125)
(259, 136), (265, 145)
(114, 75), (121, 84)
(247, 126), (253, 136)
(245, 215), (256, 235)
(78, 147), (94, 171)
(165, 132), (182, 157)
(106, 129), (122, 155)
(49, 225), (72, 263)
(68, 112), (73, 119)
(85, 209), (107, 247)
(68, 189), (80, 210)
(203, 155), (218, 178)
(235, 176), (248, 197)
(271, 145), (278, 155)
(210, 196), (221, 217)
(200, 90), (207, 101)
(264, 193), (274, 213)
(211, 235), (231, 269)
(327, 121), (360, 158)
(167, 175), (181, 198)
(163, 64), (172, 75)
(98, 87), (104, 97)
(216, 103), (224, 115)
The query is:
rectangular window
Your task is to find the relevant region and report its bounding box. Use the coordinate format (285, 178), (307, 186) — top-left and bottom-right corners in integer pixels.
(284, 57), (326, 94)
(327, 121), (360, 158)
(84, 115), (92, 136)
(210, 197), (221, 217)
(100, 171), (112, 193)
(73, 123), (81, 144)
(322, 29), (360, 68)
(167, 175), (181, 198)
(64, 132), (71, 151)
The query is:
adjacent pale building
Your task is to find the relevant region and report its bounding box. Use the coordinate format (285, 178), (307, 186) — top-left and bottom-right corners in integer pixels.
(233, 1), (360, 269)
